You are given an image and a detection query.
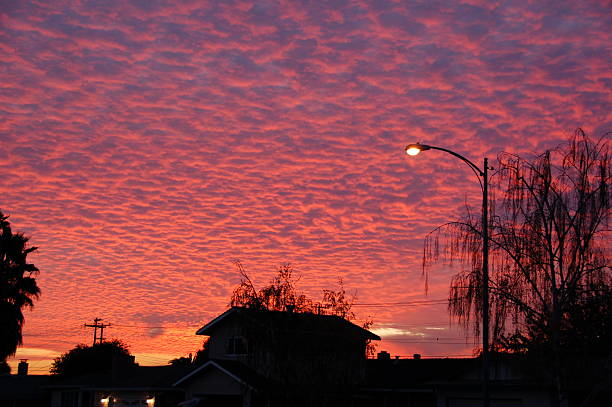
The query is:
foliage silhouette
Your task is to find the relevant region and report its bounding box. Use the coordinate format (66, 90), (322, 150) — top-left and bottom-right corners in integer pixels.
(230, 261), (376, 357)
(230, 261), (357, 315)
(50, 339), (134, 376)
(0, 211), (40, 363)
(423, 129), (610, 403)
(168, 356), (192, 367)
(230, 262), (315, 313)
(169, 338), (209, 366)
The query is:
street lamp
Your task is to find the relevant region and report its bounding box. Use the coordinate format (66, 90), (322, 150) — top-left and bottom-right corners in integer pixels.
(405, 142), (490, 407)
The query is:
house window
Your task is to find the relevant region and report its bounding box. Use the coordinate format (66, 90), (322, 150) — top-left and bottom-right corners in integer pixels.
(226, 336), (248, 355)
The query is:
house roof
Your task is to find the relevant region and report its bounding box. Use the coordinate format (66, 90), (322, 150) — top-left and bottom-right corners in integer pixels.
(173, 359), (268, 390)
(0, 375), (50, 400)
(196, 306), (380, 340)
(364, 358), (477, 389)
(46, 365), (193, 390)
(363, 356), (554, 390)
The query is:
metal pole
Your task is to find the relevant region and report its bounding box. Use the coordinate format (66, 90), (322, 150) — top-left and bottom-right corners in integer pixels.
(482, 157), (490, 407)
(404, 144), (490, 405)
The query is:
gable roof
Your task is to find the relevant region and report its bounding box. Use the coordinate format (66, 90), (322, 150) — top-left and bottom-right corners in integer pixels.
(195, 307), (380, 341)
(173, 360), (267, 390)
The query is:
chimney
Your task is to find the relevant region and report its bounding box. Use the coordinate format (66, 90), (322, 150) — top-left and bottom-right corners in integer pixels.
(377, 351), (391, 360)
(17, 359), (28, 376)
(413, 353), (421, 360)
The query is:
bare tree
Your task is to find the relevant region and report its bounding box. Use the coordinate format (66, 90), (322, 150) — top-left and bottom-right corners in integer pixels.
(230, 261), (314, 313)
(230, 261), (358, 317)
(423, 130), (610, 403)
(230, 261), (377, 357)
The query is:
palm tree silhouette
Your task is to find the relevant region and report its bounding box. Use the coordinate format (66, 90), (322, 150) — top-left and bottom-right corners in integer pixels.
(0, 211), (40, 362)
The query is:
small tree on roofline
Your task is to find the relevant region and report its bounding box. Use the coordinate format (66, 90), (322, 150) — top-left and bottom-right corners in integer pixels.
(230, 261), (375, 357)
(231, 262), (314, 313)
(423, 129), (610, 405)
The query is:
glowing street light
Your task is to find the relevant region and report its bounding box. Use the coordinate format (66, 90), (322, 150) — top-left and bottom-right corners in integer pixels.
(405, 144), (428, 156)
(405, 142), (491, 407)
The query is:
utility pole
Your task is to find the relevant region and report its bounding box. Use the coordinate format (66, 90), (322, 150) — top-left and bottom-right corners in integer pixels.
(99, 320), (110, 343)
(84, 318), (111, 345)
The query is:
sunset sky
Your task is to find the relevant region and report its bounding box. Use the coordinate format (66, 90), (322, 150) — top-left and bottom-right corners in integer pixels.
(1, 0), (610, 373)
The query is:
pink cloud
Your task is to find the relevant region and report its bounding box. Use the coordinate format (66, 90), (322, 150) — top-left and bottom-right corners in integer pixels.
(2, 0), (610, 370)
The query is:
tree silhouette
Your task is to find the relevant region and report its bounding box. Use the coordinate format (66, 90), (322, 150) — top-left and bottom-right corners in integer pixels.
(230, 261), (376, 357)
(169, 338), (210, 366)
(50, 339), (134, 376)
(0, 211), (40, 363)
(231, 262), (318, 313)
(230, 261), (361, 317)
(423, 130), (610, 403)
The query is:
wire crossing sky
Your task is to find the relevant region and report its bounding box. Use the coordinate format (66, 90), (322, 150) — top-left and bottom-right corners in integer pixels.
(1, 0), (610, 371)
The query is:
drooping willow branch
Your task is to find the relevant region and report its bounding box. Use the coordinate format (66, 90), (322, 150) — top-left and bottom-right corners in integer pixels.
(422, 129), (610, 350)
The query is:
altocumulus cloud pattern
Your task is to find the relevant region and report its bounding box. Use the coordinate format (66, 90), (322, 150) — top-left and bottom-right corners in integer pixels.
(0, 0), (610, 371)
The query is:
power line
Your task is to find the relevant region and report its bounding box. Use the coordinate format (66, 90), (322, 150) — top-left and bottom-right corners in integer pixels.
(374, 321), (453, 327)
(112, 324), (169, 329)
(392, 354), (474, 358)
(383, 336), (476, 343)
(353, 299), (448, 306)
(383, 340), (471, 344)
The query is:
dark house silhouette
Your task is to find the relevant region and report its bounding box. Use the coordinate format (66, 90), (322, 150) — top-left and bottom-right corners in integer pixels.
(174, 306), (380, 406)
(7, 307), (607, 407)
(46, 362), (189, 407)
(0, 371), (50, 407)
(173, 307), (597, 407)
(360, 356), (554, 406)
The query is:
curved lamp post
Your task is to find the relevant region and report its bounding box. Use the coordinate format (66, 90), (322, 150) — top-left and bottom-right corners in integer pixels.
(406, 143), (490, 407)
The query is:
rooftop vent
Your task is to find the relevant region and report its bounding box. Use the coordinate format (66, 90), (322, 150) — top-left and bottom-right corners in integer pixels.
(17, 360), (28, 376)
(377, 351), (391, 360)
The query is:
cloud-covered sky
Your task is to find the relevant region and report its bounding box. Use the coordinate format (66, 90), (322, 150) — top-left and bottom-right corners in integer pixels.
(1, 0), (610, 372)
